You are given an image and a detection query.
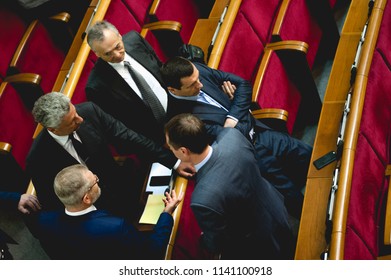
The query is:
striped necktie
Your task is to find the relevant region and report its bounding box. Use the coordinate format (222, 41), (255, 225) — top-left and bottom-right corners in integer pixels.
(123, 61), (166, 123)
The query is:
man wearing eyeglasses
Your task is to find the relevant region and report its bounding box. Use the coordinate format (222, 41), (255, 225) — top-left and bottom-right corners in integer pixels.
(35, 164), (183, 259)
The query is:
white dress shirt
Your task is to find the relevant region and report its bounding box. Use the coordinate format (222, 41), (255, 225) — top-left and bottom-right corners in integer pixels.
(109, 53), (168, 112)
(48, 130), (86, 165)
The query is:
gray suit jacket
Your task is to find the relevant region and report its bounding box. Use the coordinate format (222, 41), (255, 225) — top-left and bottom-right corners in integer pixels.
(191, 128), (294, 259)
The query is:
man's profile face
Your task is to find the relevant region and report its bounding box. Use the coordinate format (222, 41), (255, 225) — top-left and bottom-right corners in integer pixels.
(170, 64), (203, 97)
(50, 103), (84, 136)
(92, 29), (125, 63)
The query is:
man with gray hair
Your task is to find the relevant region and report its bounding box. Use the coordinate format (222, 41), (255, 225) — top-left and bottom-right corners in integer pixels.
(36, 164), (183, 259)
(85, 20), (170, 144)
(26, 92), (194, 217)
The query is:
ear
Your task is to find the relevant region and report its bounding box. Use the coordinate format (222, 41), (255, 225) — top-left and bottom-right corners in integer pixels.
(179, 147), (190, 156)
(82, 193), (93, 205)
(168, 86), (177, 93)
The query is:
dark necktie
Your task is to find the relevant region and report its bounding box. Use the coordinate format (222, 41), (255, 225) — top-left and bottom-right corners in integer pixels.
(123, 61), (166, 123)
(69, 133), (89, 163)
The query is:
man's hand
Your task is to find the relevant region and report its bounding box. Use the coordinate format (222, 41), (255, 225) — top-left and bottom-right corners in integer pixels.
(224, 118), (238, 128)
(175, 161), (196, 178)
(163, 189), (184, 215)
(221, 81), (236, 100)
(18, 194), (41, 214)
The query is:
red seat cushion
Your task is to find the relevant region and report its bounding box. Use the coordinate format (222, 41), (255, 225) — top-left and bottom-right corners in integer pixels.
(0, 84), (36, 169)
(13, 22), (65, 94)
(0, 8), (26, 78)
(276, 0), (322, 69)
(151, 0), (200, 43)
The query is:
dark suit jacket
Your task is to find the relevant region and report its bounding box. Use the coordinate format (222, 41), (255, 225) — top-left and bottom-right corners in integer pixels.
(86, 31), (169, 144)
(0, 191), (20, 210)
(26, 102), (177, 212)
(191, 128), (294, 259)
(36, 210), (173, 259)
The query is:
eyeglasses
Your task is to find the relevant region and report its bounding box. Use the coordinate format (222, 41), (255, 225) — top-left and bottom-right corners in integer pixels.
(86, 175), (99, 193)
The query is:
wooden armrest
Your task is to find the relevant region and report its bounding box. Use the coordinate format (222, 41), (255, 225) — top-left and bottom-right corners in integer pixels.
(207, 0), (243, 69)
(49, 12), (71, 23)
(4, 73), (41, 85)
(252, 108), (289, 122)
(141, 20), (182, 33)
(1, 73), (43, 109)
(272, 0), (291, 36)
(141, 21), (183, 58)
(384, 165), (391, 245)
(9, 20), (39, 69)
(0, 142), (12, 154)
(252, 40), (308, 103)
(164, 176), (188, 260)
(149, 0), (161, 16)
(0, 73), (41, 99)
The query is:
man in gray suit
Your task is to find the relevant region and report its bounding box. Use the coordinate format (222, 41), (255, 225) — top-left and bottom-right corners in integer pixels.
(86, 20), (169, 144)
(165, 113), (295, 259)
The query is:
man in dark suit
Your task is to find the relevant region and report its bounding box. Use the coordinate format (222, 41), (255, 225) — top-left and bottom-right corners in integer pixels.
(85, 20), (169, 144)
(36, 164), (183, 259)
(165, 114), (295, 259)
(26, 92), (193, 217)
(161, 56), (312, 219)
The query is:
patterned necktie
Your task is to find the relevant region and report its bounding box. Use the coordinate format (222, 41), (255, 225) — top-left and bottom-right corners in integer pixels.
(123, 61), (166, 123)
(69, 133), (89, 163)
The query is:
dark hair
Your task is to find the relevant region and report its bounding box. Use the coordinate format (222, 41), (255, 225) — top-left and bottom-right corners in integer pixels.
(165, 113), (208, 154)
(160, 56), (194, 89)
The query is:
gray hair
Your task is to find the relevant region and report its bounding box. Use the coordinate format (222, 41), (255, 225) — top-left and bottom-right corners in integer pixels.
(32, 92), (70, 129)
(54, 164), (91, 206)
(87, 20), (119, 51)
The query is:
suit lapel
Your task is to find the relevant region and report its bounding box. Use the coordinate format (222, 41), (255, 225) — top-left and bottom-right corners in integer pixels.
(95, 58), (146, 106)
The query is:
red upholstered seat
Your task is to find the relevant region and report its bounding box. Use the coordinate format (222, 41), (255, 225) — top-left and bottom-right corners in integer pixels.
(375, 0), (391, 65)
(0, 83), (36, 169)
(148, 0), (201, 43)
(104, 0), (142, 34)
(255, 51), (301, 134)
(345, 136), (387, 259)
(9, 21), (65, 94)
(218, 0), (282, 81)
(273, 0), (323, 69)
(344, 50), (391, 259)
(70, 57), (95, 105)
(121, 0), (153, 25)
(103, 0), (168, 61)
(0, 7), (27, 80)
(171, 180), (216, 259)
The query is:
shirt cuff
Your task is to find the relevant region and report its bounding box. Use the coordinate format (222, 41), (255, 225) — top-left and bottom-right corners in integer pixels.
(226, 115), (238, 122)
(173, 159), (181, 170)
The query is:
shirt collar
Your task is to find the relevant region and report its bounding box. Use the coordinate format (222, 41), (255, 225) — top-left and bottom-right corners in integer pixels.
(168, 90), (199, 102)
(48, 130), (69, 147)
(108, 52), (132, 67)
(195, 146), (213, 172)
(65, 205), (97, 216)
